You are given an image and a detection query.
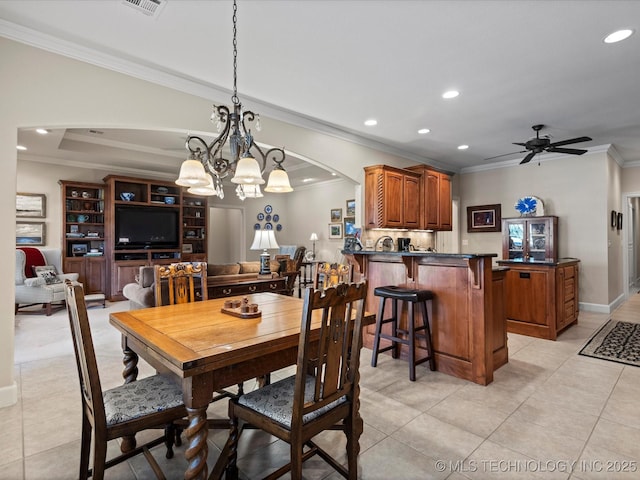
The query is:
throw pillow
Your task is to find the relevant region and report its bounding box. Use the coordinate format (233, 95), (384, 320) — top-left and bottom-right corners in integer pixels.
(33, 265), (62, 285)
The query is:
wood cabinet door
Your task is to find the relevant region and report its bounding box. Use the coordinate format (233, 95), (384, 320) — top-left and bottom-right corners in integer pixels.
(383, 170), (404, 227)
(438, 173), (452, 230)
(424, 171), (440, 229)
(505, 269), (548, 325)
(112, 261), (146, 298)
(85, 258), (106, 294)
(403, 174), (421, 228)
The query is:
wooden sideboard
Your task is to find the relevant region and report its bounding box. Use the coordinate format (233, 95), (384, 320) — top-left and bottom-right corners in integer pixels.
(345, 251), (507, 385)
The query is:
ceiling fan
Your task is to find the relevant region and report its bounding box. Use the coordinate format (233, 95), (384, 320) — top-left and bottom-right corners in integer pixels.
(485, 124), (592, 164)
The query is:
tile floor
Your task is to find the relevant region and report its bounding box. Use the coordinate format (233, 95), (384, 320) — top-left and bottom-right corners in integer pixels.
(3, 295), (640, 479)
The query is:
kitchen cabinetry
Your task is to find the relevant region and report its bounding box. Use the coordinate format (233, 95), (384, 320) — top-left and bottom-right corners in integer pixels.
(406, 165), (452, 231)
(364, 165), (421, 229)
(496, 259), (579, 340)
(502, 216), (558, 262)
(59, 181), (106, 294)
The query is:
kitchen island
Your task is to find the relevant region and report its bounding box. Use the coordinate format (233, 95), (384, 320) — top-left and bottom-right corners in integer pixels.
(344, 250), (507, 385)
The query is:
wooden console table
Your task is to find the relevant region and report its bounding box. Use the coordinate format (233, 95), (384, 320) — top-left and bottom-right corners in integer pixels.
(208, 276), (287, 299)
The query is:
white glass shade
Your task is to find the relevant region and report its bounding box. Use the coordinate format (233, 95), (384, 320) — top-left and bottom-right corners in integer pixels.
(187, 174), (218, 196)
(264, 168), (293, 193)
(231, 156), (265, 185)
(309, 232), (318, 241)
(250, 229), (279, 250)
(175, 159), (209, 187)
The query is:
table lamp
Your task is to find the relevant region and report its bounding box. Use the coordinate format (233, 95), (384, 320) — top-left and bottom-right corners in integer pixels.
(309, 232), (318, 260)
(251, 229), (279, 275)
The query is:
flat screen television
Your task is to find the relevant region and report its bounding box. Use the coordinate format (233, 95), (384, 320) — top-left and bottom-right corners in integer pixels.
(115, 205), (180, 249)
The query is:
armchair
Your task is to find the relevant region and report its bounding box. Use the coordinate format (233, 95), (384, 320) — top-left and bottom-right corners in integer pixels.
(277, 246), (306, 296)
(15, 247), (80, 316)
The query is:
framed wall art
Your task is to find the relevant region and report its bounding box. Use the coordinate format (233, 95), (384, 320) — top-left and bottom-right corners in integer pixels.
(343, 217), (356, 237)
(617, 212), (623, 230)
(16, 221), (46, 246)
(330, 208), (342, 222)
(467, 204), (502, 233)
(329, 223), (343, 239)
(16, 193), (46, 218)
(346, 199), (356, 217)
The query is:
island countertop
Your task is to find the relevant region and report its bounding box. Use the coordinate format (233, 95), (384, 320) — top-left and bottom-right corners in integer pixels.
(343, 251), (507, 385)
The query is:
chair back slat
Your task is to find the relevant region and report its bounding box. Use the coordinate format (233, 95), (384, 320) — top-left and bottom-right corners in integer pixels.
(293, 282), (367, 424)
(154, 262), (207, 306)
(64, 280), (106, 427)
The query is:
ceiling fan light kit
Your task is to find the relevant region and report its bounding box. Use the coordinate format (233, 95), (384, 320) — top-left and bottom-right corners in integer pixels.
(176, 0), (292, 200)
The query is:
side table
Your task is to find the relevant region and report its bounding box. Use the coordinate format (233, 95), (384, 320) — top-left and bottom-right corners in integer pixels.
(298, 261), (320, 298)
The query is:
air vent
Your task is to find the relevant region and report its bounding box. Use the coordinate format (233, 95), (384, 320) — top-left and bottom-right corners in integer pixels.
(122, 0), (166, 18)
(88, 129), (104, 135)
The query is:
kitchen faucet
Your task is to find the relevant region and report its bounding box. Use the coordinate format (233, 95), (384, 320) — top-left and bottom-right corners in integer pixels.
(375, 235), (394, 251)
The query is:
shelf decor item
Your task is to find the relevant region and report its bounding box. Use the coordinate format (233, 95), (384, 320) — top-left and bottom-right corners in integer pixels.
(514, 195), (544, 217)
(467, 204), (502, 233)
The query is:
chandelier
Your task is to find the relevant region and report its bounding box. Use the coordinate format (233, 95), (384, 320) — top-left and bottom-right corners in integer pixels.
(175, 0), (293, 199)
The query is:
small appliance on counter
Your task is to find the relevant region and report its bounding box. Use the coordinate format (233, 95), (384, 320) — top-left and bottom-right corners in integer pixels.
(397, 237), (411, 252)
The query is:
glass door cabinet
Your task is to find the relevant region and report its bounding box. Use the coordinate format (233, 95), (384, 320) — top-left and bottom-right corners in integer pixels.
(502, 216), (558, 261)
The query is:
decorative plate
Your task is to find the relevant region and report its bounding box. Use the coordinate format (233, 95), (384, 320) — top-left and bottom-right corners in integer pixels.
(514, 196), (538, 216)
(254, 223), (261, 230)
(264, 222), (273, 230)
(273, 214), (279, 222)
(264, 205), (273, 214)
(156, 186), (169, 194)
(276, 224), (283, 231)
(265, 214), (272, 222)
(257, 212), (265, 221)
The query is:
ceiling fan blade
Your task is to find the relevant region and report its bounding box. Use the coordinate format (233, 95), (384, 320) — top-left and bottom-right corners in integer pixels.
(548, 136), (592, 148)
(512, 142), (527, 147)
(546, 147), (588, 155)
(484, 150), (527, 161)
(520, 152), (537, 164)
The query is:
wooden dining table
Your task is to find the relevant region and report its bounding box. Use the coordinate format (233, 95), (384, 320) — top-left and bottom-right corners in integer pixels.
(109, 291), (373, 480)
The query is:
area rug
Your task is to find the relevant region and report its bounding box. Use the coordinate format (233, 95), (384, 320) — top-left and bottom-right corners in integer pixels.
(579, 320), (640, 367)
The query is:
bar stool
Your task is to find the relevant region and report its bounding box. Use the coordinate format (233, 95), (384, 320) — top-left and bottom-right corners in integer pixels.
(371, 285), (436, 381)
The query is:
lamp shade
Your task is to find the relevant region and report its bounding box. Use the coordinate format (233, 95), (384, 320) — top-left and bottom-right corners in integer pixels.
(187, 173), (217, 196)
(175, 159), (209, 187)
(309, 232), (318, 241)
(242, 184), (264, 198)
(231, 155), (265, 185)
(250, 229), (279, 250)
(264, 167), (293, 193)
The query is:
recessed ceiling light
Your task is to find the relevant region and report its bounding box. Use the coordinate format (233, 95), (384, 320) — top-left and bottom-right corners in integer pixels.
(16, 145), (27, 151)
(36, 128), (49, 135)
(442, 90), (460, 99)
(418, 128), (431, 135)
(364, 119), (378, 127)
(604, 29), (633, 44)
(302, 178), (313, 183)
(457, 145), (469, 150)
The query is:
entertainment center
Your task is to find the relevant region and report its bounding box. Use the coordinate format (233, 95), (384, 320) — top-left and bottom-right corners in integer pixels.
(61, 175), (208, 301)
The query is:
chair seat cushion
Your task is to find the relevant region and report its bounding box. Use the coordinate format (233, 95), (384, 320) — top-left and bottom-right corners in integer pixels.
(237, 374), (347, 429)
(103, 375), (184, 426)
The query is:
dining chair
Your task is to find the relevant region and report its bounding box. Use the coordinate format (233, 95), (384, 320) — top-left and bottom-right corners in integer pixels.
(313, 262), (353, 290)
(226, 281), (368, 480)
(153, 261), (207, 306)
(64, 280), (187, 480)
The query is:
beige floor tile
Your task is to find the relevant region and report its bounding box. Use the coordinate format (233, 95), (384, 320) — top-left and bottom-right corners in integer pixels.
(359, 386), (422, 435)
(489, 416), (586, 464)
(0, 458), (23, 479)
(427, 395), (511, 437)
(453, 382), (531, 415)
(587, 418), (640, 460)
(0, 400), (23, 467)
(528, 382), (610, 417)
(573, 443), (640, 480)
(391, 412), (484, 463)
(360, 436), (448, 480)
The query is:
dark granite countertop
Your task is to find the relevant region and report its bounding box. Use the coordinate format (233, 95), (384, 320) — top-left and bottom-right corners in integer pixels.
(342, 250), (497, 259)
(496, 257), (580, 266)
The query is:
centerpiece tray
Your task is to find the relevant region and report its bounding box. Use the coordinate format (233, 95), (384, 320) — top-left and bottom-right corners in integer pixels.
(221, 298), (261, 319)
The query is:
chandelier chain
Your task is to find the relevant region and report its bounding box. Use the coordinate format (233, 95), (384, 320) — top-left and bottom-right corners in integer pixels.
(231, 0), (239, 105)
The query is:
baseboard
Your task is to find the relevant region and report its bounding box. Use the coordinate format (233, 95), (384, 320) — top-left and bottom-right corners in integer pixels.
(579, 294), (625, 315)
(0, 381), (18, 408)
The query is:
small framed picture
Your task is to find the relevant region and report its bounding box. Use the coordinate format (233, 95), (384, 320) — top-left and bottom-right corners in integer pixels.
(70, 224), (79, 234)
(329, 223), (343, 239)
(330, 208), (342, 222)
(182, 243), (193, 253)
(467, 204), (502, 233)
(346, 199), (356, 217)
(617, 212), (623, 230)
(16, 221), (46, 246)
(343, 217), (356, 237)
(72, 243), (88, 256)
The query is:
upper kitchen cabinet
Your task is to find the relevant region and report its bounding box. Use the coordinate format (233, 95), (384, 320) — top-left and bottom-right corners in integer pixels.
(406, 165), (452, 231)
(502, 216), (558, 262)
(364, 165), (421, 229)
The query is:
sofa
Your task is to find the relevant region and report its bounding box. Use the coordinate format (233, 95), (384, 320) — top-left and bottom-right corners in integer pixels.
(15, 247), (80, 315)
(123, 261), (283, 310)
